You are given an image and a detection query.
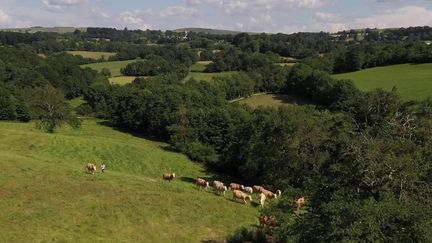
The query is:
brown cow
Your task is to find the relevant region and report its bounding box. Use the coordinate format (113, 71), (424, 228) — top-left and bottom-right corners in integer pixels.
(86, 163), (97, 174)
(294, 196), (305, 210)
(162, 173), (176, 182)
(230, 183), (244, 190)
(253, 185), (264, 193)
(196, 177), (209, 191)
(232, 190), (252, 204)
(261, 188), (278, 199)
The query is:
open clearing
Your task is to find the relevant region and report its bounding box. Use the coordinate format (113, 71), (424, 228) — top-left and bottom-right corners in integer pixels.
(67, 51), (116, 60)
(184, 71), (238, 82)
(109, 76), (140, 85)
(81, 60), (137, 77)
(0, 120), (258, 242)
(332, 63), (432, 101)
(190, 61), (212, 72)
(238, 93), (313, 108)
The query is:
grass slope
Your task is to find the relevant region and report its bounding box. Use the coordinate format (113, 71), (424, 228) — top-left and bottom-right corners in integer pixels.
(109, 76), (139, 85)
(238, 93), (313, 108)
(67, 51), (116, 60)
(184, 71), (238, 82)
(0, 120), (258, 242)
(173, 28), (247, 35)
(333, 63), (432, 101)
(81, 60), (137, 77)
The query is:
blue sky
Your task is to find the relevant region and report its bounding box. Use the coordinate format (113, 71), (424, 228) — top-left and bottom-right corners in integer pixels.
(1, 0), (432, 33)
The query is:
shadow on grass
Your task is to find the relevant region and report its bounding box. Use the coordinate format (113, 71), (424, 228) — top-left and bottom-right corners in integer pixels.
(180, 176), (196, 184)
(97, 120), (166, 143)
(271, 93), (314, 106)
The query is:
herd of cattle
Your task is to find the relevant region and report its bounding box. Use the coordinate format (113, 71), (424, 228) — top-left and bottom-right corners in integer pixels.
(86, 164), (305, 217)
(162, 172), (305, 211)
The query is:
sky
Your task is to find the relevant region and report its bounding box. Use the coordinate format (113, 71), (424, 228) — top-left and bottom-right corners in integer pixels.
(1, 0), (432, 33)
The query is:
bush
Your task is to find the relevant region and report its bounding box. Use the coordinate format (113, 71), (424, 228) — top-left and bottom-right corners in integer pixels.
(76, 103), (94, 116)
(227, 227), (267, 243)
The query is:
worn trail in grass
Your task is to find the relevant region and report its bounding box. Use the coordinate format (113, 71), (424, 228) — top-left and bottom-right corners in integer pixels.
(0, 120), (258, 242)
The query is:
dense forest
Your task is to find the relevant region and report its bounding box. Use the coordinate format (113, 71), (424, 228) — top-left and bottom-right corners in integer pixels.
(0, 27), (431, 242)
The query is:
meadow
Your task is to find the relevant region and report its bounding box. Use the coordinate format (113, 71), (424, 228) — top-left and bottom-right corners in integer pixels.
(184, 71), (238, 82)
(108, 76), (140, 85)
(81, 60), (138, 77)
(67, 51), (116, 60)
(332, 63), (432, 100)
(0, 119), (259, 242)
(238, 93), (313, 108)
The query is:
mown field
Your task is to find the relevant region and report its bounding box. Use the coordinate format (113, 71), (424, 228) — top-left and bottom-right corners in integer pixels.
(238, 93), (313, 108)
(184, 71), (238, 82)
(333, 63), (432, 100)
(67, 51), (116, 60)
(183, 61), (238, 82)
(81, 60), (138, 77)
(0, 120), (259, 242)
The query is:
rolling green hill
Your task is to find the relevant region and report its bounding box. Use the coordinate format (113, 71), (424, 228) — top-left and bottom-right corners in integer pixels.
(333, 63), (432, 101)
(0, 119), (258, 242)
(173, 28), (248, 35)
(67, 51), (116, 60)
(0, 27), (86, 33)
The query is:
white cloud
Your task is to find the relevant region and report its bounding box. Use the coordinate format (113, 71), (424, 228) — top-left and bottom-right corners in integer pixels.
(355, 6), (432, 29)
(0, 9), (11, 25)
(315, 12), (342, 23)
(186, 0), (326, 14)
(42, 0), (87, 9)
(120, 11), (143, 25)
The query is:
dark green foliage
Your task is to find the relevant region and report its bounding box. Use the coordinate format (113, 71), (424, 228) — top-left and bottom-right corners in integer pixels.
(227, 227), (267, 243)
(100, 68), (111, 78)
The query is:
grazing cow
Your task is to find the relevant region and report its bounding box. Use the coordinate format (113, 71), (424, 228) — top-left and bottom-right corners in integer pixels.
(162, 173), (176, 182)
(230, 183), (244, 191)
(294, 196), (305, 210)
(259, 193), (266, 207)
(213, 181), (227, 196)
(253, 185), (264, 193)
(276, 190), (282, 197)
(196, 177), (209, 191)
(261, 189), (278, 199)
(232, 190), (252, 204)
(86, 163), (97, 174)
(243, 186), (253, 194)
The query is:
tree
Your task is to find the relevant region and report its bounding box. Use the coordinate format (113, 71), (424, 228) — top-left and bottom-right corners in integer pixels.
(31, 86), (80, 133)
(100, 68), (111, 78)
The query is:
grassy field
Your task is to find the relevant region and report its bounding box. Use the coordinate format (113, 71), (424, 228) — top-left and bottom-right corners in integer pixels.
(238, 93), (313, 108)
(67, 51), (116, 60)
(332, 63), (432, 101)
(184, 71), (238, 82)
(0, 119), (259, 242)
(108, 76), (141, 85)
(190, 61), (212, 72)
(81, 60), (138, 77)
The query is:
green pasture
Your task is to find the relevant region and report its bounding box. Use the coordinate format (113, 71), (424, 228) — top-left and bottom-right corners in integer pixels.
(67, 51), (116, 60)
(0, 119), (259, 242)
(81, 60), (137, 77)
(333, 63), (432, 100)
(238, 93), (313, 108)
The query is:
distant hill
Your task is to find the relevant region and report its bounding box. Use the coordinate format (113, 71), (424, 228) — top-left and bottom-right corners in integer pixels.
(174, 27), (254, 35)
(0, 26), (87, 33)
